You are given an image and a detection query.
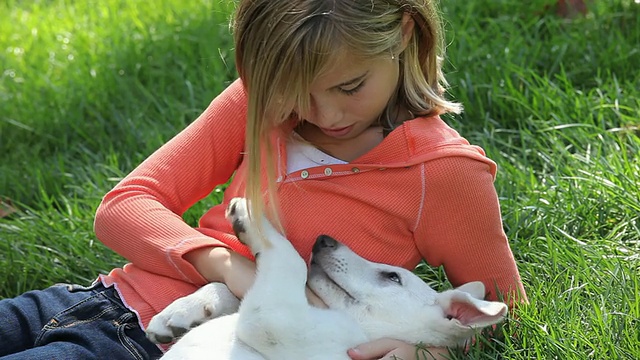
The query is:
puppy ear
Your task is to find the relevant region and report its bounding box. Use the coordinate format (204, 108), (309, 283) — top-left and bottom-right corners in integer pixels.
(437, 290), (508, 329)
(454, 281), (486, 299)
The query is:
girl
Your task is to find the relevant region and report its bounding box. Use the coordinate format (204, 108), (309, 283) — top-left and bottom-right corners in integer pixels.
(0, 0), (526, 359)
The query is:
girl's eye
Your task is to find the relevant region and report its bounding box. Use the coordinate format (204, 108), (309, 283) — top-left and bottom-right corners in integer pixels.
(339, 81), (365, 96)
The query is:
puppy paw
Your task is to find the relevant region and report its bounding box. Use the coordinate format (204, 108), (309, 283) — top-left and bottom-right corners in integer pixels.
(146, 302), (211, 344)
(146, 282), (239, 344)
(225, 197), (256, 247)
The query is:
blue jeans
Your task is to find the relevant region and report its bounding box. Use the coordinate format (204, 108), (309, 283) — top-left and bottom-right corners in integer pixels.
(0, 282), (164, 359)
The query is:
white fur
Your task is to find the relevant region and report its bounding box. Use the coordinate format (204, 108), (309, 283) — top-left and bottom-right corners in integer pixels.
(146, 198), (508, 359)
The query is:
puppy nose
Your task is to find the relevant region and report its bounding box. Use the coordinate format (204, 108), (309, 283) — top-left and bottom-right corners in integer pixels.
(313, 235), (338, 254)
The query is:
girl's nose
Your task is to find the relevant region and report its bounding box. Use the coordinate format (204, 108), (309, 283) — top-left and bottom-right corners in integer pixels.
(307, 96), (343, 128)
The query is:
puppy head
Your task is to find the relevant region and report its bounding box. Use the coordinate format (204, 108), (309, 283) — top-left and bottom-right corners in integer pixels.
(308, 235), (508, 347)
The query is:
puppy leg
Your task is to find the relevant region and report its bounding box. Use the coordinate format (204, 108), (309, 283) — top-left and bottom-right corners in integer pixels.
(225, 199), (310, 337)
(146, 282), (240, 344)
(225, 198), (308, 293)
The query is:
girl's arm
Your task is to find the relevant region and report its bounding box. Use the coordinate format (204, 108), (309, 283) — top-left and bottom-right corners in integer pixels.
(185, 246), (328, 306)
(348, 155), (526, 360)
(94, 79), (248, 285)
(415, 155), (527, 304)
(184, 246), (256, 297)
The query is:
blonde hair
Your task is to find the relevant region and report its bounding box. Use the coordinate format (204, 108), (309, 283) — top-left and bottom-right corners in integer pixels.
(232, 0), (461, 233)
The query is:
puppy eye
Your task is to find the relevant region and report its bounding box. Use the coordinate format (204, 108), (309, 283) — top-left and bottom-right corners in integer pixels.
(383, 271), (402, 285)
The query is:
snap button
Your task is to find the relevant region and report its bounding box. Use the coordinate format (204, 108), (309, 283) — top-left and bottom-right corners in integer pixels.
(324, 168), (333, 176)
(300, 170), (309, 179)
(351, 167), (360, 173)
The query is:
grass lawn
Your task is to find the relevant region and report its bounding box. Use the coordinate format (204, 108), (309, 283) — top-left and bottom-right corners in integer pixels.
(1, 0), (638, 358)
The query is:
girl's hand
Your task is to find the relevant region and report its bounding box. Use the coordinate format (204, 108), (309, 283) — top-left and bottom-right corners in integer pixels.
(348, 338), (449, 360)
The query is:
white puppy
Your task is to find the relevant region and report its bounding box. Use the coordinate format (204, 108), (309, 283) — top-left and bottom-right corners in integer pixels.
(146, 198), (508, 359)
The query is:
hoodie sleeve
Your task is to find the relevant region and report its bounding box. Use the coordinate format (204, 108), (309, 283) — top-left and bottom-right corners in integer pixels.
(94, 79), (247, 285)
(414, 155), (527, 305)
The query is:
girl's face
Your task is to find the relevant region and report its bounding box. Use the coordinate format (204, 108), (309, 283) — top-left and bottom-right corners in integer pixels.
(296, 52), (400, 140)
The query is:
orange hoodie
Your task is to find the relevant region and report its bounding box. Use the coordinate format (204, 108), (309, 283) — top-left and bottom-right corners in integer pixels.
(94, 78), (526, 329)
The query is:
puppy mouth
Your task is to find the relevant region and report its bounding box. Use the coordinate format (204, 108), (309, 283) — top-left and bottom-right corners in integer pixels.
(310, 259), (358, 303)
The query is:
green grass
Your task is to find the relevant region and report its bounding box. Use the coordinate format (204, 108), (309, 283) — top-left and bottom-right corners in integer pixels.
(1, 0), (638, 359)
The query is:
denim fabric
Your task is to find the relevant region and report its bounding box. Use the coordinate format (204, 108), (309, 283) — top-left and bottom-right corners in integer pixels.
(0, 282), (164, 359)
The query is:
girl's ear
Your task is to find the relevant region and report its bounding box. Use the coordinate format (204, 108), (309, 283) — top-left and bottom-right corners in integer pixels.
(399, 12), (415, 52)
